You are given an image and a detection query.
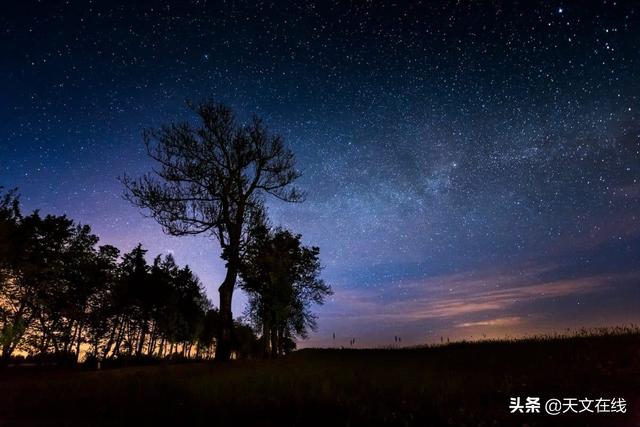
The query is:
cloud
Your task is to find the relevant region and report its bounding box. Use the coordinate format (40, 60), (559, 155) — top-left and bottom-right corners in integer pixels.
(322, 263), (636, 324)
(456, 316), (522, 328)
(308, 240), (640, 346)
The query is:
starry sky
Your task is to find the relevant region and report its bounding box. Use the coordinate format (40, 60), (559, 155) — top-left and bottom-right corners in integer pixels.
(1, 0), (639, 347)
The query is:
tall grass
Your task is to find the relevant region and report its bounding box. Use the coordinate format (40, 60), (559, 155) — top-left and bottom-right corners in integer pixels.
(0, 327), (637, 426)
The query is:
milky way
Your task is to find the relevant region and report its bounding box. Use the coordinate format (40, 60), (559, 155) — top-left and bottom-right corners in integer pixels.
(1, 1), (639, 346)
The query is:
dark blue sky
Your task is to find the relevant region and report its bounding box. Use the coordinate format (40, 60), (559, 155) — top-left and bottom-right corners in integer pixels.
(1, 0), (638, 346)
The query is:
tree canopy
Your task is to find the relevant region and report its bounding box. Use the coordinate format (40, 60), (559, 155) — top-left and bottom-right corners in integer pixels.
(240, 222), (332, 356)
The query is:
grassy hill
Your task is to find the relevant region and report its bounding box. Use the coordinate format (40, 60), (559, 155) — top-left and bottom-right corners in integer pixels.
(1, 331), (638, 426)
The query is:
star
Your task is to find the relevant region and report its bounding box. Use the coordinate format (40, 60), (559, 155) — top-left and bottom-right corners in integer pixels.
(1, 0), (638, 346)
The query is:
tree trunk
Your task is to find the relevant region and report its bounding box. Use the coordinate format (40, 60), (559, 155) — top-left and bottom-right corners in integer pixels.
(278, 327), (286, 355)
(62, 320), (72, 354)
(0, 345), (11, 366)
(2, 306), (29, 364)
(147, 322), (157, 355)
(102, 318), (119, 360)
(112, 316), (127, 359)
(270, 326), (278, 358)
(74, 322), (83, 363)
(158, 337), (165, 358)
(262, 324), (271, 358)
(137, 319), (147, 356)
(216, 253), (239, 361)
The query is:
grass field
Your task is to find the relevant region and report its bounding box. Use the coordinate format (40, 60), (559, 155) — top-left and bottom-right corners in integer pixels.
(1, 331), (639, 426)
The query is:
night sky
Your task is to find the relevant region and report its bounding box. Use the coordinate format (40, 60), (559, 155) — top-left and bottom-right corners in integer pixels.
(1, 0), (639, 347)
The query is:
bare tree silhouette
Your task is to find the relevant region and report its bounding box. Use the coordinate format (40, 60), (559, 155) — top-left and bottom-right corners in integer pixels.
(121, 100), (303, 360)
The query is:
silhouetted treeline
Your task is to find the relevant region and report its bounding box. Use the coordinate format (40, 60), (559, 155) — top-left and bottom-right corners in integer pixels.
(0, 188), (258, 365)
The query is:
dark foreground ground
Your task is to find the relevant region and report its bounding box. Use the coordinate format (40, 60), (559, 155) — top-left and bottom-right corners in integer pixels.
(1, 333), (639, 427)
